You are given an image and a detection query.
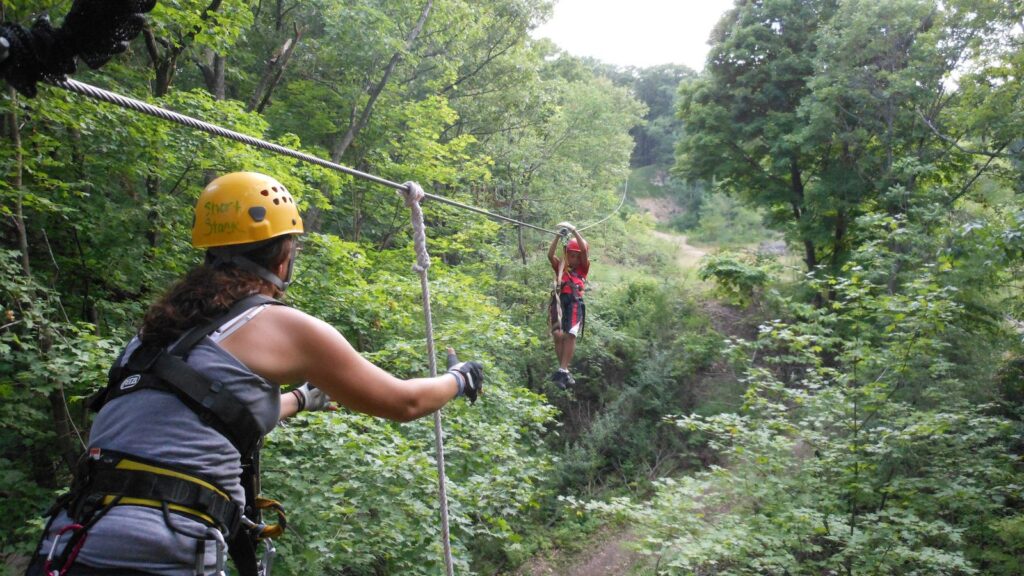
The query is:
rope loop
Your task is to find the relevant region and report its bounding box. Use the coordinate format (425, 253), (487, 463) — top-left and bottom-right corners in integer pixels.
(400, 181), (431, 274)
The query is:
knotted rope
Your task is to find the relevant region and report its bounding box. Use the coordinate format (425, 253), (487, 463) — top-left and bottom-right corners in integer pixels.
(399, 182), (454, 576)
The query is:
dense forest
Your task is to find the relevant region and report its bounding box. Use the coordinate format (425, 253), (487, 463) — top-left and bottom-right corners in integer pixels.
(1, 0), (1022, 575)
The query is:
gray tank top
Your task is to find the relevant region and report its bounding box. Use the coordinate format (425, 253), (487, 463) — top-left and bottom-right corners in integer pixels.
(39, 312), (281, 575)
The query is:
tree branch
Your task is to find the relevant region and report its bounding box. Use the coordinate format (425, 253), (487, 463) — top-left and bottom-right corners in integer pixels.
(917, 110), (1018, 159)
(247, 23), (303, 113)
(330, 0), (434, 162)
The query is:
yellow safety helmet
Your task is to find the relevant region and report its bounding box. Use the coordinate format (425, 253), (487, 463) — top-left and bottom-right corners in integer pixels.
(192, 172), (303, 248)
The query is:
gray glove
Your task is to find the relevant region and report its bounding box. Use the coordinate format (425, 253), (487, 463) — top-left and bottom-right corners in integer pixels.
(446, 348), (483, 404)
(292, 382), (332, 412)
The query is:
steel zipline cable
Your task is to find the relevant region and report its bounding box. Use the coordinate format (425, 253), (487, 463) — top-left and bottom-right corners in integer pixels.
(50, 78), (563, 236)
(577, 179), (628, 232)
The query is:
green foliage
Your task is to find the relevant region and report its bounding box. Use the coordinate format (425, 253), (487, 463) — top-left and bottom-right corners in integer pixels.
(0, 250), (120, 559)
(602, 63), (694, 169)
(676, 0), (1022, 279)
(688, 192), (772, 247)
(699, 252), (776, 307)
(579, 214), (1024, 574)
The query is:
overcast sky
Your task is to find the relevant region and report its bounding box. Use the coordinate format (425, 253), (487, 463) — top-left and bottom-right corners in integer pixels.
(531, 0), (736, 70)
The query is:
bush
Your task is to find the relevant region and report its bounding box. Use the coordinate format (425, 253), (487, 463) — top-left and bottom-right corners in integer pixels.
(698, 251), (776, 307)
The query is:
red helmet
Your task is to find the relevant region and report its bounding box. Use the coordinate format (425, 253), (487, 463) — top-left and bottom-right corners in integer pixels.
(566, 238), (582, 252)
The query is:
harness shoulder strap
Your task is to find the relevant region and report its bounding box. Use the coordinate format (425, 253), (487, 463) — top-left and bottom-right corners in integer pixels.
(150, 353), (264, 456)
(95, 294), (284, 456)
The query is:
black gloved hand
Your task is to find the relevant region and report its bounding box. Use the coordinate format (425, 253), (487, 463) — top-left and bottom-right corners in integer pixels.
(446, 347), (483, 404)
(0, 0), (155, 97)
(0, 17), (75, 97)
(61, 0), (156, 69)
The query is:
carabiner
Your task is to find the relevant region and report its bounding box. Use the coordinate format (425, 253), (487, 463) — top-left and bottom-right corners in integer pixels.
(204, 526), (228, 576)
(260, 538), (276, 576)
(43, 523), (86, 576)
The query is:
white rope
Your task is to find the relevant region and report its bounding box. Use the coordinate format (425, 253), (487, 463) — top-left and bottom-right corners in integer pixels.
(398, 182), (455, 576)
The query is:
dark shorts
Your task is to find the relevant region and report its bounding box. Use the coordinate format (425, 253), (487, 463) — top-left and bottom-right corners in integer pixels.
(549, 292), (585, 337)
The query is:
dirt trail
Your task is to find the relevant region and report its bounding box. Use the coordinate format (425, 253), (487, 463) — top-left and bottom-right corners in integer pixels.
(651, 229), (708, 270)
(634, 196), (708, 270)
(513, 528), (642, 576)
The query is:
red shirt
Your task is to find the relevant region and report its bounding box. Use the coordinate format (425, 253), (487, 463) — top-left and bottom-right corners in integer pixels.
(554, 260), (589, 295)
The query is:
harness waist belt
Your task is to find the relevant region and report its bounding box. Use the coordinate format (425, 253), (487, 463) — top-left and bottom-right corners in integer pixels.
(77, 449), (242, 536)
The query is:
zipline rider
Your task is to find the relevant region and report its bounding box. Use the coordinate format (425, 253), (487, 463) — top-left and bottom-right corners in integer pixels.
(548, 222), (589, 387)
(28, 172), (483, 576)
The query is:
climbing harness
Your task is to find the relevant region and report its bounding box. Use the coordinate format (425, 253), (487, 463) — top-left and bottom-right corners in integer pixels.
(97, 295), (282, 458)
(550, 264), (587, 339)
(45, 294), (290, 576)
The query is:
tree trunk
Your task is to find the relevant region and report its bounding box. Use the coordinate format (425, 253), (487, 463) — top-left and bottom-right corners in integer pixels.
(352, 188), (363, 242)
(145, 175), (161, 249)
(144, 0), (225, 97)
(789, 159), (816, 272)
(144, 26), (175, 97)
(49, 390), (81, 471)
(213, 53), (225, 99)
(198, 49), (227, 100)
(829, 209), (848, 301)
(790, 158), (824, 306)
(7, 89), (81, 473)
(247, 28), (301, 113)
(330, 0), (434, 162)
(8, 89), (30, 276)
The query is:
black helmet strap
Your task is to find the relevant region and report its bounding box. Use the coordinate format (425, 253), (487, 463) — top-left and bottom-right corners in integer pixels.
(207, 238), (296, 291)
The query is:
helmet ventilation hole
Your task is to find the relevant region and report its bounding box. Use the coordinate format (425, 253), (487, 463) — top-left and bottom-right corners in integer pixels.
(248, 207), (267, 222)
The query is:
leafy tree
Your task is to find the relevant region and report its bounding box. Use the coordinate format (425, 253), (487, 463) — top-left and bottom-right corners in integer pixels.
(603, 64), (694, 169)
(677, 0), (1013, 292)
(677, 0), (837, 276)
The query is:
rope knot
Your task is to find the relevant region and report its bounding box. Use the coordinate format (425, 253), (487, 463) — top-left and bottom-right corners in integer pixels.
(399, 181), (425, 207)
(401, 181), (431, 273)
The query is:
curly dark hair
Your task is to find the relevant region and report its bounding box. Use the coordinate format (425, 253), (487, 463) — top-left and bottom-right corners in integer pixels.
(140, 236), (293, 346)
